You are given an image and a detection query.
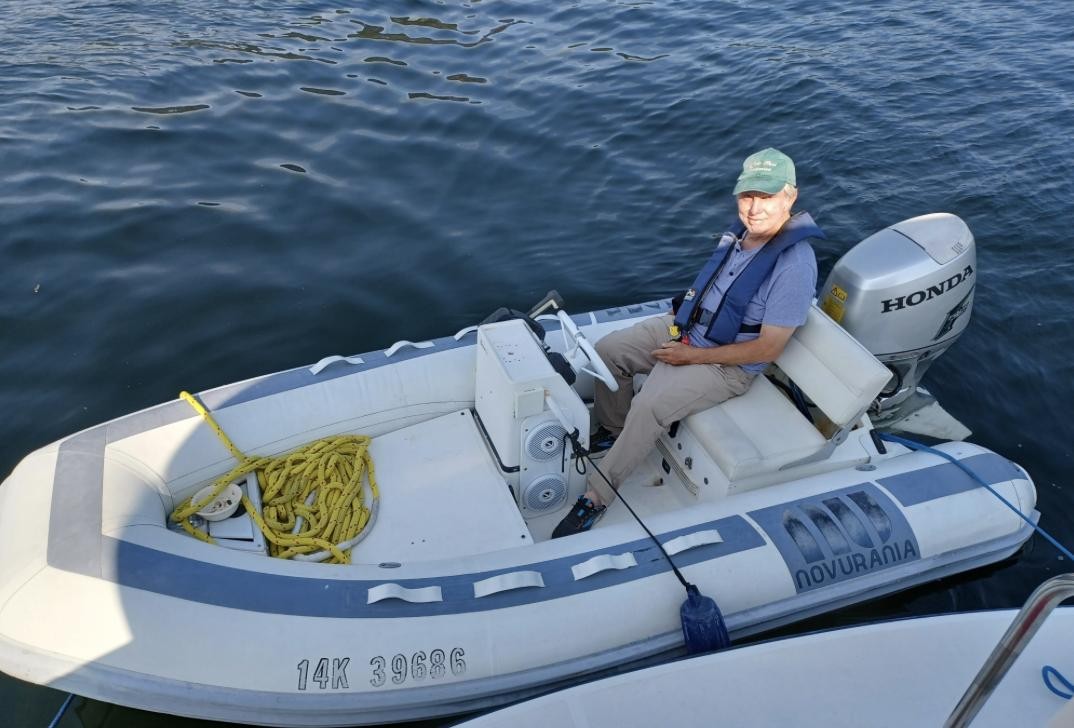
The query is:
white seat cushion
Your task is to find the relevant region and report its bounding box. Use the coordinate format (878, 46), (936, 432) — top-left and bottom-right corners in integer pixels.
(775, 307), (891, 427)
(683, 376), (825, 481)
(651, 306), (888, 484)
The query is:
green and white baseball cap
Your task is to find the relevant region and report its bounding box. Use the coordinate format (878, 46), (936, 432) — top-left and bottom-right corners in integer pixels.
(733, 147), (796, 195)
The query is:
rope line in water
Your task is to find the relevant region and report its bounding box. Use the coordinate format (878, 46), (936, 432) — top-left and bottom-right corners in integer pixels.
(46, 693), (74, 728)
(169, 391), (379, 564)
(877, 433), (1074, 562)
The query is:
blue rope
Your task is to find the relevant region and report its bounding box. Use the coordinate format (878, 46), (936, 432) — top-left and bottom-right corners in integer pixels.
(877, 433), (1074, 562)
(1043, 665), (1074, 700)
(47, 693), (74, 728)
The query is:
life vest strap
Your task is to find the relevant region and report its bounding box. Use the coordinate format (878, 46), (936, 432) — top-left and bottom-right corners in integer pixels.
(696, 308), (762, 334)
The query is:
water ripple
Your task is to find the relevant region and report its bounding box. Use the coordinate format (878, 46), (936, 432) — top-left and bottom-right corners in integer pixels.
(131, 103), (210, 114)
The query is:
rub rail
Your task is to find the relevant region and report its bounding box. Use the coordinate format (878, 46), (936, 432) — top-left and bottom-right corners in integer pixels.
(944, 573), (1074, 728)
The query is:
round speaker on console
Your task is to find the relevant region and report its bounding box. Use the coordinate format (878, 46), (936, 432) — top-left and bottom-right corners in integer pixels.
(523, 474), (568, 512)
(525, 422), (567, 461)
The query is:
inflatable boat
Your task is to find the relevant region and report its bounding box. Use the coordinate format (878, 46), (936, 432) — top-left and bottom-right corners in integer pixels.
(0, 214), (1038, 726)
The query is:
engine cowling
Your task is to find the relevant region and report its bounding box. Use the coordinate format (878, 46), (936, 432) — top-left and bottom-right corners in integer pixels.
(819, 213), (976, 416)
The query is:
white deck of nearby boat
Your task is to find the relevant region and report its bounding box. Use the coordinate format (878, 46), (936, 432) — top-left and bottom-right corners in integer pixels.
(459, 607), (1074, 728)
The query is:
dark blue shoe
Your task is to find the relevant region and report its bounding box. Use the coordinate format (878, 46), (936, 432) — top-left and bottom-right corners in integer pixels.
(588, 426), (617, 455)
(551, 496), (607, 539)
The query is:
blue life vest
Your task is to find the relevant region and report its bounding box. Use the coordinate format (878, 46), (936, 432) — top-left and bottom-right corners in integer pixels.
(672, 212), (825, 345)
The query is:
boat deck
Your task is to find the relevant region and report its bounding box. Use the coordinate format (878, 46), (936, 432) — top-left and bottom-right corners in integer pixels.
(522, 447), (698, 542)
(356, 409), (534, 562)
(358, 406), (697, 550)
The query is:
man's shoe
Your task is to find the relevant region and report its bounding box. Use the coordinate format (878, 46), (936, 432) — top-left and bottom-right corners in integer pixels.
(551, 496), (607, 539)
(588, 426), (617, 455)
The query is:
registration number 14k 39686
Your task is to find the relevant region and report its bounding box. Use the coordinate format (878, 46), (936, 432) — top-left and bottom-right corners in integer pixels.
(296, 648), (467, 691)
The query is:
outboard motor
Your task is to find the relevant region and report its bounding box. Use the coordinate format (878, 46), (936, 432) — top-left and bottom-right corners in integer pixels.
(819, 213), (976, 431)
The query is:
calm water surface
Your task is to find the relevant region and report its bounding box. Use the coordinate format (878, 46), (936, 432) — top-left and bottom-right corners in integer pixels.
(3, 1), (1074, 725)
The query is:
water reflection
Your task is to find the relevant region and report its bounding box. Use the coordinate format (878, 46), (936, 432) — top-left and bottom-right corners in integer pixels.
(131, 104), (210, 114)
(390, 16), (476, 33)
(346, 17), (524, 48)
(365, 56), (408, 67)
(446, 73), (486, 84)
(408, 91), (476, 104)
(178, 39), (316, 62)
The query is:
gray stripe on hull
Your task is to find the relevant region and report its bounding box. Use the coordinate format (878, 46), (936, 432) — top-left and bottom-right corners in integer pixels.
(878, 452), (1023, 507)
(104, 515), (765, 618)
(48, 428), (107, 577)
(104, 400), (192, 444)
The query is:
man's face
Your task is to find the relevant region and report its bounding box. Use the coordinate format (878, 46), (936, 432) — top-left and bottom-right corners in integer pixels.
(736, 187), (796, 238)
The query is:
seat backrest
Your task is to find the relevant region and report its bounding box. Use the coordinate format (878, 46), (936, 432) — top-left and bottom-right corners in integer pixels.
(774, 306), (892, 428)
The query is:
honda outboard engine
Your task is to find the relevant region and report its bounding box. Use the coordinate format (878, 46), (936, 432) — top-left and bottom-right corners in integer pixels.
(819, 213), (976, 431)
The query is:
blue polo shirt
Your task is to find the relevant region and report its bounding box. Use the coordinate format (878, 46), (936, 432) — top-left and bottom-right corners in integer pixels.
(688, 234), (818, 374)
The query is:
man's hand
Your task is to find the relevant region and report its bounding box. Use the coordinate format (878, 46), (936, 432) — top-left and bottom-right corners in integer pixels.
(652, 340), (702, 366)
(652, 324), (797, 367)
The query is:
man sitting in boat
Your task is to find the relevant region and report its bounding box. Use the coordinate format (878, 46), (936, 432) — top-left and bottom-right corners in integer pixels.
(552, 147), (824, 538)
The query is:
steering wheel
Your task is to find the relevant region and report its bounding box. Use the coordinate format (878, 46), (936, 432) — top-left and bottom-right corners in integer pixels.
(557, 310), (619, 392)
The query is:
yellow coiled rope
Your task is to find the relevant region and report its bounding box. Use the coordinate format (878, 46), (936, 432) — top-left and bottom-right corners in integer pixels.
(169, 391), (379, 565)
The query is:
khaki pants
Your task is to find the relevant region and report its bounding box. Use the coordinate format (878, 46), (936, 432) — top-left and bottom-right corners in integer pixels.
(589, 314), (754, 503)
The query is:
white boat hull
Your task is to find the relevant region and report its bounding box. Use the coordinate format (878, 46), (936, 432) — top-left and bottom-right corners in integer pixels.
(0, 302), (1038, 725)
(459, 607), (1074, 728)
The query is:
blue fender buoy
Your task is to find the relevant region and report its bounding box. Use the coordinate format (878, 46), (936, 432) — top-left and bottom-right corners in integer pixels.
(681, 584), (730, 654)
